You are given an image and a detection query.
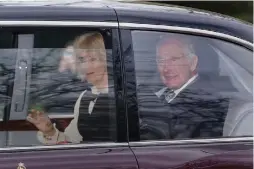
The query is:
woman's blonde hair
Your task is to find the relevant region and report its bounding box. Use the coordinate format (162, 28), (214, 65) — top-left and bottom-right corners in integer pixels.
(72, 32), (107, 81)
(73, 32), (107, 61)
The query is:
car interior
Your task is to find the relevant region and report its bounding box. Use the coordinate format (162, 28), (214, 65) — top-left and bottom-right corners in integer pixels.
(195, 38), (253, 137)
(135, 35), (253, 139)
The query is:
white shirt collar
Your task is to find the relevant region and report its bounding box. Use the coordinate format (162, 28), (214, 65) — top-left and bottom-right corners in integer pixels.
(155, 74), (198, 102)
(91, 86), (108, 95)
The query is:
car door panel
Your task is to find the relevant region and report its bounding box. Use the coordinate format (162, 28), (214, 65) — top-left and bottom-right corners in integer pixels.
(0, 145), (138, 169)
(119, 24), (253, 169)
(0, 6), (138, 169)
(130, 140), (253, 169)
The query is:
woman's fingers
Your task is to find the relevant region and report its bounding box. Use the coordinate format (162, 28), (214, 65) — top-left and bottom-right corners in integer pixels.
(27, 111), (47, 124)
(26, 114), (33, 122)
(27, 114), (38, 124)
(27, 111), (54, 134)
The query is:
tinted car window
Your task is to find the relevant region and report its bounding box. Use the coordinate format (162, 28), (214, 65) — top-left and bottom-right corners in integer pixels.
(0, 31), (15, 147)
(131, 30), (253, 141)
(0, 31), (14, 118)
(6, 28), (117, 147)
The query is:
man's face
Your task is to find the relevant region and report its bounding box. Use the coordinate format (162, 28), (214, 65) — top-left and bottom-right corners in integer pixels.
(77, 50), (107, 85)
(157, 43), (197, 89)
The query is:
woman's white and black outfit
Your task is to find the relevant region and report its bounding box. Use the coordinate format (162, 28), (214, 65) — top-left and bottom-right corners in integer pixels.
(37, 80), (116, 145)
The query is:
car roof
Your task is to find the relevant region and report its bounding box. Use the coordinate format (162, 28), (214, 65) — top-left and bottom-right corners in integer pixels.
(0, 0), (252, 42)
(108, 2), (253, 43)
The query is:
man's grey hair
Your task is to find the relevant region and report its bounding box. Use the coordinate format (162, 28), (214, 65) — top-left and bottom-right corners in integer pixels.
(156, 35), (196, 60)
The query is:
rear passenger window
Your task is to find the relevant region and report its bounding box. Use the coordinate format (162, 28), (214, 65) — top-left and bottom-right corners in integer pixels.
(0, 31), (14, 121)
(4, 27), (118, 147)
(0, 31), (15, 148)
(131, 30), (253, 141)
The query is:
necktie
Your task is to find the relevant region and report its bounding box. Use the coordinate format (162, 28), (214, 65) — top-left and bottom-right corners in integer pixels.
(161, 88), (176, 103)
(79, 88), (98, 114)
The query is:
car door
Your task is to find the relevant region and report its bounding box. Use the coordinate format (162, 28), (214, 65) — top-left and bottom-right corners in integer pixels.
(119, 26), (253, 169)
(0, 19), (138, 169)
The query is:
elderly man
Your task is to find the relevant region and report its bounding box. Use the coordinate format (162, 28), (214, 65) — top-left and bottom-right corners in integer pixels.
(139, 35), (231, 140)
(155, 37), (198, 103)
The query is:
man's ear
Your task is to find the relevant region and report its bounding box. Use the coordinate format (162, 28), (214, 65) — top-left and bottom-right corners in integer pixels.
(190, 55), (198, 72)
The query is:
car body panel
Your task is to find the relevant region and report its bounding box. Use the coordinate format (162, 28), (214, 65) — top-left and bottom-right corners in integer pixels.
(111, 3), (252, 43)
(0, 2), (252, 41)
(130, 140), (253, 169)
(0, 145), (138, 169)
(0, 6), (117, 22)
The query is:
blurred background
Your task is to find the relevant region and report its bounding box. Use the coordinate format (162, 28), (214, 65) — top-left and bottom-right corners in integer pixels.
(137, 1), (253, 23)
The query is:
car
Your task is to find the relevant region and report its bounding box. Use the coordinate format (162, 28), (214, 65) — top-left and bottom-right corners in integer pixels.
(0, 1), (252, 169)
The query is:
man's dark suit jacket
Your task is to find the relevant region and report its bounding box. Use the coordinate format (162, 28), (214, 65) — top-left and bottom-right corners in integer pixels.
(138, 75), (236, 140)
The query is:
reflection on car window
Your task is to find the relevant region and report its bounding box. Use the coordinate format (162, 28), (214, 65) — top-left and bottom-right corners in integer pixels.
(3, 28), (117, 147)
(0, 31), (16, 119)
(0, 49), (16, 120)
(0, 32), (16, 148)
(131, 30), (253, 141)
(210, 40), (253, 94)
(29, 48), (83, 117)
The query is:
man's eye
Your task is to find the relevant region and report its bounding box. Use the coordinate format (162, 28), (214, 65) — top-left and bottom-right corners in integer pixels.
(78, 57), (85, 63)
(172, 57), (180, 61)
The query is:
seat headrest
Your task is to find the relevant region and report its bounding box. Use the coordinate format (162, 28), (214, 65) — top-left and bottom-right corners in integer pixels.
(193, 39), (220, 76)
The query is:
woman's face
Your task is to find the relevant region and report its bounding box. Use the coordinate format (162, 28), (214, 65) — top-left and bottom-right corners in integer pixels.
(77, 50), (107, 85)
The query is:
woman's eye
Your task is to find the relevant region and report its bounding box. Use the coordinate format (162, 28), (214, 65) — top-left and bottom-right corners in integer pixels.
(78, 57), (86, 63)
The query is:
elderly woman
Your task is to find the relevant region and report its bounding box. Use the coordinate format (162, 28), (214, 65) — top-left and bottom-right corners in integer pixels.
(27, 32), (114, 145)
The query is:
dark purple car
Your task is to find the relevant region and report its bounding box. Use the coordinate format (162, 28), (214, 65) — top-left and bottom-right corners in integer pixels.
(0, 1), (253, 169)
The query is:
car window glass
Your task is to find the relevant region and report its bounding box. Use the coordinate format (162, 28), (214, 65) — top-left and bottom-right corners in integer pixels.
(0, 31), (16, 147)
(6, 28), (117, 147)
(131, 30), (253, 141)
(0, 49), (16, 121)
(210, 40), (253, 94)
(0, 32), (15, 120)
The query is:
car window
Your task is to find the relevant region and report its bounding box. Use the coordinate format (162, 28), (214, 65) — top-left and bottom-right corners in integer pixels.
(5, 27), (117, 147)
(0, 31), (16, 147)
(0, 31), (15, 121)
(131, 30), (253, 141)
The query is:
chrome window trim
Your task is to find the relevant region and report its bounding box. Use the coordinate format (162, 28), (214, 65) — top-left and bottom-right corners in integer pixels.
(48, 114), (74, 119)
(129, 137), (253, 147)
(0, 142), (128, 152)
(0, 21), (118, 27)
(0, 21), (251, 48)
(0, 137), (252, 152)
(119, 22), (253, 48)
